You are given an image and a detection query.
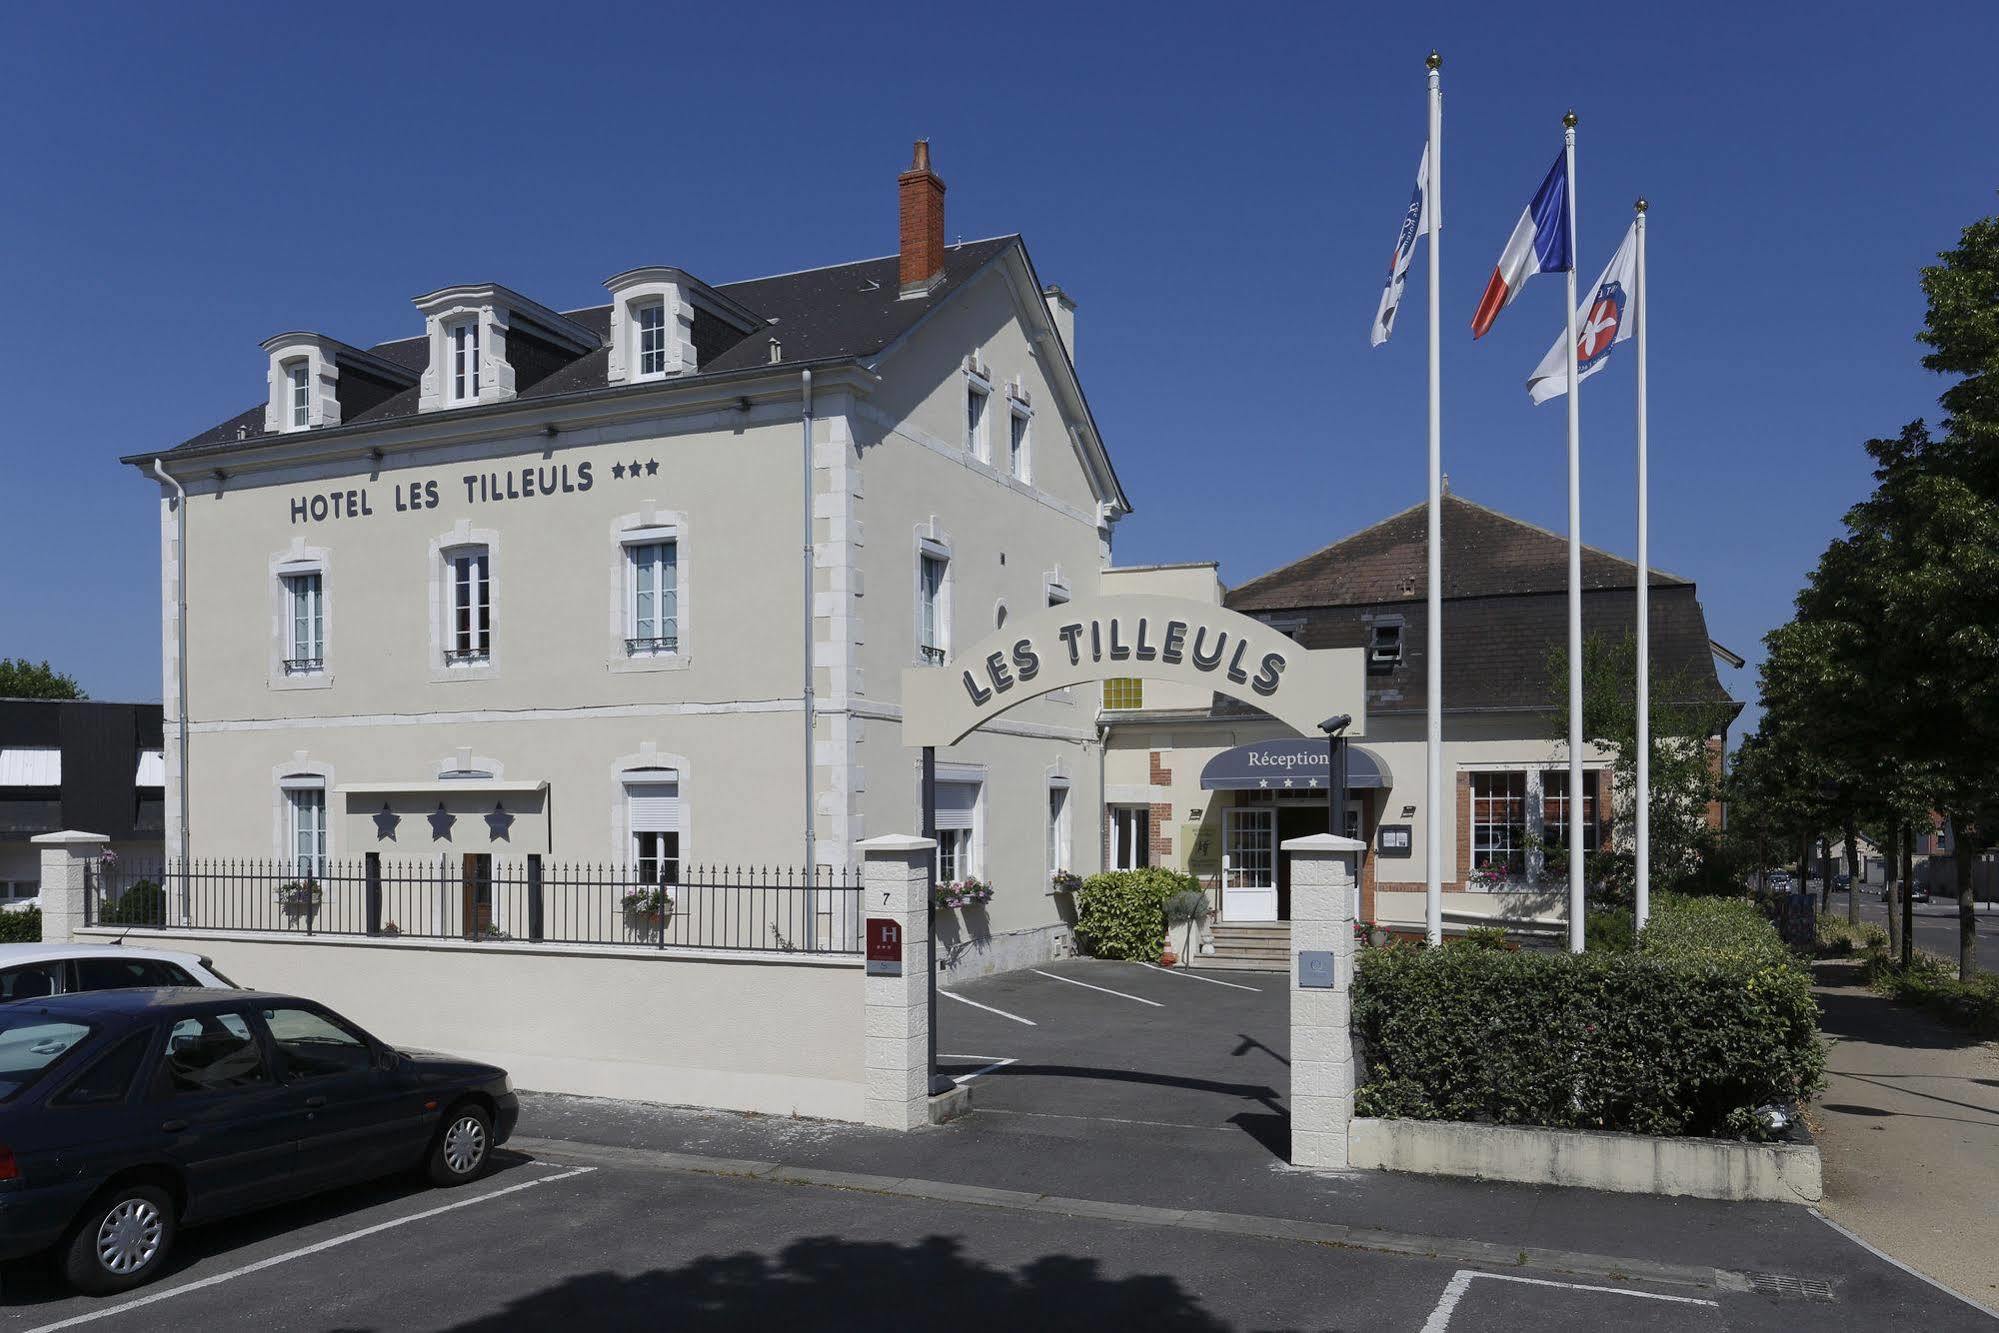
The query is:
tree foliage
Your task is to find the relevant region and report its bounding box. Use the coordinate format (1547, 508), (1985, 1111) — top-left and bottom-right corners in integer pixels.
(0, 659), (86, 700)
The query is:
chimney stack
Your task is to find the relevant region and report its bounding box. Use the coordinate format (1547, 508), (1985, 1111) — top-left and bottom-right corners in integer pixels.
(898, 139), (947, 297)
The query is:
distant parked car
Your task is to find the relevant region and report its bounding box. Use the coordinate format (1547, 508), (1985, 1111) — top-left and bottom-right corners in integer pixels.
(1882, 882), (1932, 904)
(0, 945), (235, 1003)
(0, 988), (517, 1293)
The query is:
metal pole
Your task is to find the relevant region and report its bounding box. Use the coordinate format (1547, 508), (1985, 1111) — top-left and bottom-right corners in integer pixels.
(921, 745), (949, 1095)
(1633, 200), (1651, 933)
(153, 459), (191, 927)
(800, 369), (817, 949)
(1424, 50), (1445, 948)
(1563, 111), (1585, 954)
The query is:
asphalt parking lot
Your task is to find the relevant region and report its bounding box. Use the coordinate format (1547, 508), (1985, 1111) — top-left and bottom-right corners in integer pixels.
(2, 957), (1992, 1330)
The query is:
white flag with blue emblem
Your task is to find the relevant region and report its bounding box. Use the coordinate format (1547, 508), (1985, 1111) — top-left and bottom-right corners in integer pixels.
(1527, 221), (1638, 404)
(1371, 144), (1430, 347)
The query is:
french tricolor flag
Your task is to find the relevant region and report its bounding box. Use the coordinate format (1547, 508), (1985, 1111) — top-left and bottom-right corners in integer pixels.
(1470, 152), (1572, 339)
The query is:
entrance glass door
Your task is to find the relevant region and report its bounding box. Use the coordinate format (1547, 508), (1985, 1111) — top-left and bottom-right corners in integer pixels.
(1222, 807), (1277, 922)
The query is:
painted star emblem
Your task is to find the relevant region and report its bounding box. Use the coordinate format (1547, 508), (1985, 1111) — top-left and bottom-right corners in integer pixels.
(611, 462), (626, 479)
(428, 804), (455, 841)
(1258, 779), (1270, 789)
(630, 460), (643, 477)
(645, 459), (659, 476)
(373, 803), (400, 840)
(1283, 779), (1295, 789)
(485, 803), (514, 841)
(1306, 779), (1320, 789)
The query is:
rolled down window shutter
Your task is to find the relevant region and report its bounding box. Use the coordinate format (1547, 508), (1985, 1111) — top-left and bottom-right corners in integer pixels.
(626, 780), (681, 833)
(934, 781), (979, 832)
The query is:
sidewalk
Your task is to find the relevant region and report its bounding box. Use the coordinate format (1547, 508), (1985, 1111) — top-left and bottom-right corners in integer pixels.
(1813, 960), (1999, 1310)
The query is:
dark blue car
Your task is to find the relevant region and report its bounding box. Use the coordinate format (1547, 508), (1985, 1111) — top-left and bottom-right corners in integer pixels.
(0, 987), (517, 1293)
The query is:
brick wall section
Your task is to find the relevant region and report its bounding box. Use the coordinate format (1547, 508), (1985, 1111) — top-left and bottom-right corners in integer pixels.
(1150, 803), (1175, 867)
(1149, 751), (1173, 786)
(1456, 771), (1473, 888)
(897, 146), (946, 291)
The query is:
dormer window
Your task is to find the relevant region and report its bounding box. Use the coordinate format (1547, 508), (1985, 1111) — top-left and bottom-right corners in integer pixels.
(448, 319), (481, 403)
(637, 301), (668, 378)
(287, 362), (310, 428)
(1369, 621), (1404, 672)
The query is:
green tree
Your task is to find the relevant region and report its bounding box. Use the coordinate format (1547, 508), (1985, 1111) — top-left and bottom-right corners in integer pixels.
(0, 659), (85, 700)
(1546, 631), (1737, 903)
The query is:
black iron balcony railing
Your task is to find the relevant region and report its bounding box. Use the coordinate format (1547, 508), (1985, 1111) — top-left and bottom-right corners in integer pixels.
(920, 645), (947, 665)
(625, 635), (679, 656)
(283, 656), (324, 675)
(443, 647), (490, 666)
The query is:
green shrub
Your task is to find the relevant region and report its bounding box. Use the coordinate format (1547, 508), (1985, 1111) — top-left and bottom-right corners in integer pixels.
(1863, 951), (1999, 1038)
(1585, 908), (1636, 953)
(1815, 913), (1887, 958)
(0, 908), (42, 943)
(1453, 925), (1511, 951)
(1354, 898), (1824, 1139)
(100, 880), (166, 927)
(1074, 868), (1198, 960)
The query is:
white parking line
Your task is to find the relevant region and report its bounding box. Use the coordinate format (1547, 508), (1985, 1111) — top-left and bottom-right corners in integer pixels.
(1420, 1269), (1718, 1332)
(939, 1053), (1017, 1084)
(25, 1163), (597, 1333)
(1135, 961), (1260, 992)
(941, 989), (1037, 1026)
(1031, 969), (1163, 1007)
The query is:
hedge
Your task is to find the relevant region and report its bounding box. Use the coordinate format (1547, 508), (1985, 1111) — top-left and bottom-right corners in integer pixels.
(1861, 950), (1999, 1039)
(0, 908), (41, 943)
(1353, 895), (1824, 1139)
(99, 881), (166, 927)
(1074, 868), (1200, 960)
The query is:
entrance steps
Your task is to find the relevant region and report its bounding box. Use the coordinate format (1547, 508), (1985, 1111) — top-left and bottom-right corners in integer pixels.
(1201, 921), (1291, 973)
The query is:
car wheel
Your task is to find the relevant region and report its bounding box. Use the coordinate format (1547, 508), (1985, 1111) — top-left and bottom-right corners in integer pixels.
(427, 1103), (493, 1187)
(63, 1183), (175, 1295)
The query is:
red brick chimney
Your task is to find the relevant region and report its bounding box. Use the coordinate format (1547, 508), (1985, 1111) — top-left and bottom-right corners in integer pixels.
(898, 139), (947, 296)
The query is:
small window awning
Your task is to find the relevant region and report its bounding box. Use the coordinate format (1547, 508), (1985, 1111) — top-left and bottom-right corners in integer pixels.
(1199, 739), (1392, 792)
(0, 748), (61, 787)
(334, 780), (549, 796)
(135, 750), (165, 787)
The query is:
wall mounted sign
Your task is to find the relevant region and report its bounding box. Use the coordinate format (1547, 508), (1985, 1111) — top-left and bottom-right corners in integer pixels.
(899, 595), (1366, 747)
(1298, 950), (1336, 989)
(1198, 738), (1394, 792)
(865, 918), (904, 976)
(1377, 823), (1413, 858)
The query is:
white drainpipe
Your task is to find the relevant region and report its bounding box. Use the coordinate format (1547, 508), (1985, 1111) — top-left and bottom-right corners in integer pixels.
(800, 371), (817, 908)
(152, 458), (191, 922)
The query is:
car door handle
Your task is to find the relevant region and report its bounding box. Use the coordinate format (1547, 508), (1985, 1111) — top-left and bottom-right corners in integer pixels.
(304, 1096), (328, 1109)
(160, 1120), (188, 1133)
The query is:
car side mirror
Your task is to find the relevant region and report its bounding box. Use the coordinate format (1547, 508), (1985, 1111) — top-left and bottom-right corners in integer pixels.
(374, 1046), (399, 1072)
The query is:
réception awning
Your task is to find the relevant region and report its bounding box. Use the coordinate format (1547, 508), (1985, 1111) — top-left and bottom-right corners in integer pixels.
(1199, 739), (1392, 792)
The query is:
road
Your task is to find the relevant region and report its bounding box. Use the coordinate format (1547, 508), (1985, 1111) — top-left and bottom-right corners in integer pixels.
(1828, 887), (1997, 975)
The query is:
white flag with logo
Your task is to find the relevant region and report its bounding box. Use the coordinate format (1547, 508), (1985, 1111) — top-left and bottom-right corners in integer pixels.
(1527, 221), (1638, 404)
(1371, 144), (1430, 347)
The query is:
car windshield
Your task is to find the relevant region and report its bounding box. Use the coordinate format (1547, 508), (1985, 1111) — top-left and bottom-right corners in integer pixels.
(0, 1015), (93, 1102)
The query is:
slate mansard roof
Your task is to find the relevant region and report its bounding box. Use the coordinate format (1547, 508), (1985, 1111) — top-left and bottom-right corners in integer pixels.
(136, 236), (1117, 487)
(1222, 494), (1738, 719)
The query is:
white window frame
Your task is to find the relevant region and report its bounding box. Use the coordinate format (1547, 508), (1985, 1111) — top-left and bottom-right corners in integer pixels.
(917, 537), (951, 666)
(287, 360), (311, 429)
(1044, 574), (1072, 703)
(1007, 400), (1031, 483)
(933, 773), (984, 884)
(1047, 779), (1072, 880)
(280, 777), (327, 881)
(965, 375), (991, 461)
(623, 772), (683, 887)
(281, 568), (325, 674)
(1109, 804), (1151, 871)
(623, 532), (679, 657)
(446, 545), (492, 666)
(447, 318), (481, 404)
(635, 299), (668, 380)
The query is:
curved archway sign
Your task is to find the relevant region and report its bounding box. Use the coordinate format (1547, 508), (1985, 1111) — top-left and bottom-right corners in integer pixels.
(900, 594), (1367, 747)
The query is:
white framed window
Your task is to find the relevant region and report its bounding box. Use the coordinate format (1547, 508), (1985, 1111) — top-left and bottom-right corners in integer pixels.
(447, 319), (481, 403)
(1047, 782), (1071, 877)
(282, 570), (324, 674)
(1541, 769), (1601, 858)
(625, 776), (682, 886)
(1471, 771), (1527, 880)
(1109, 805), (1151, 871)
(1007, 407), (1030, 482)
(965, 379), (990, 460)
(918, 543), (950, 665)
(636, 300), (668, 379)
(446, 546), (491, 664)
(287, 361), (310, 429)
(935, 779), (980, 883)
(282, 780), (327, 880)
(625, 537), (679, 655)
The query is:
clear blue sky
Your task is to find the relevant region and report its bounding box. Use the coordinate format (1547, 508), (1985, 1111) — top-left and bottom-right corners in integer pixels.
(4, 2), (1994, 737)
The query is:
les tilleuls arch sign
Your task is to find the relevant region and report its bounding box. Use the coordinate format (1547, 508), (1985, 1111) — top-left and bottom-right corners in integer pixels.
(899, 595), (1366, 748)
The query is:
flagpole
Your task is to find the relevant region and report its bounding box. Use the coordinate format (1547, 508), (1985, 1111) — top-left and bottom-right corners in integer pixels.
(1634, 198), (1651, 934)
(1563, 110), (1585, 955)
(1425, 50), (1444, 949)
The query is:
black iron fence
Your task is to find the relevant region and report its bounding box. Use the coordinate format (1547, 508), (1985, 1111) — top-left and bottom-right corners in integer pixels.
(84, 856), (863, 955)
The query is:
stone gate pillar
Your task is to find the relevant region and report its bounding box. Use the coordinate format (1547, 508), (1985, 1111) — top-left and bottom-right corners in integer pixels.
(858, 834), (936, 1131)
(32, 831), (109, 943)
(1284, 832), (1363, 1169)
